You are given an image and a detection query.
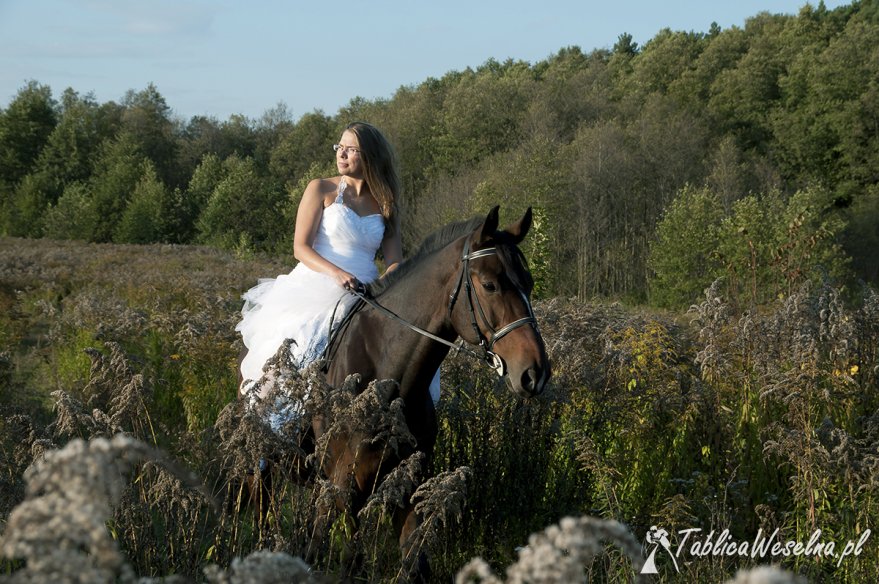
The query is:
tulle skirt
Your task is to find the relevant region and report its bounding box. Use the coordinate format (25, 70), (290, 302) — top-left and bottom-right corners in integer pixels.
(236, 261), (366, 399)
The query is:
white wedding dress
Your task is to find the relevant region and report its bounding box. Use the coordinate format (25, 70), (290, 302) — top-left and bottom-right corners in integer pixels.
(236, 179), (440, 417)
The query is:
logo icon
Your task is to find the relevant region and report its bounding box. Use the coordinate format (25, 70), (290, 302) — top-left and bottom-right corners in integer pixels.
(641, 526), (680, 574)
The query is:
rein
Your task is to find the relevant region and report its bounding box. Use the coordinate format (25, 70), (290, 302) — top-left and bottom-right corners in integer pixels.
(340, 238), (539, 377)
(347, 287), (486, 362)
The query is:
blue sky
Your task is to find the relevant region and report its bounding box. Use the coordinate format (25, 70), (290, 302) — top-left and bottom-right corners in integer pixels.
(0, 0), (849, 122)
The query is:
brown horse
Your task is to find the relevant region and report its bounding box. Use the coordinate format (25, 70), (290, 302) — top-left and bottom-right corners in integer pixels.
(241, 206), (550, 579)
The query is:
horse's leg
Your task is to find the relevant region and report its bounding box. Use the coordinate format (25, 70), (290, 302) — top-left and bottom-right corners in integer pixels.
(394, 437), (435, 582)
(246, 460), (273, 530)
(395, 503), (430, 583)
(309, 435), (390, 577)
(227, 459), (273, 547)
(307, 434), (359, 564)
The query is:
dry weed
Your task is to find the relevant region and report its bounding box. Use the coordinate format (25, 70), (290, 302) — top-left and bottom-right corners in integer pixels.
(0, 435), (160, 583)
(408, 466), (472, 554)
(203, 550), (317, 584)
(359, 451), (426, 522)
(0, 433), (317, 584)
(723, 565), (808, 584)
(455, 515), (644, 584)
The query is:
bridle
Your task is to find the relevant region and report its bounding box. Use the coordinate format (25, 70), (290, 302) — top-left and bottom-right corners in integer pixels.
(446, 237), (539, 376)
(340, 237), (539, 377)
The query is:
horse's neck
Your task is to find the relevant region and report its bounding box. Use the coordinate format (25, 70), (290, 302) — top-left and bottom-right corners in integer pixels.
(358, 238), (464, 393)
(376, 240), (463, 334)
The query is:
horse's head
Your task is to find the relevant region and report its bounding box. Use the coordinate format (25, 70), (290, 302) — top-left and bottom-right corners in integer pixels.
(449, 206), (551, 398)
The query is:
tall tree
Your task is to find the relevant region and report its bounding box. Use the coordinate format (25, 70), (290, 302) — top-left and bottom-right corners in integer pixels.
(0, 81), (57, 186)
(219, 114), (257, 161)
(566, 96), (709, 300)
(773, 12), (879, 195)
(468, 137), (572, 298)
(177, 115), (229, 185)
(268, 110), (335, 189)
(184, 153), (227, 241)
(88, 132), (147, 242)
(527, 47), (613, 142)
(648, 185), (725, 309)
(114, 160), (173, 244)
(669, 25), (749, 110)
(624, 28), (706, 98)
(33, 89), (111, 199)
(196, 155), (286, 252)
(4, 171), (55, 237)
(253, 101), (295, 171)
(707, 12), (791, 148)
(121, 84), (178, 187)
(42, 181), (98, 241)
(431, 60), (535, 176)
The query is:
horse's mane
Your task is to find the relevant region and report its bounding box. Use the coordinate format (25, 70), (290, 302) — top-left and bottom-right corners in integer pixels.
(368, 216), (484, 297)
(368, 215), (533, 297)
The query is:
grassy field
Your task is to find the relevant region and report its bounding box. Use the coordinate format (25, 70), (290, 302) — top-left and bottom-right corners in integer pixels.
(1, 237), (876, 583)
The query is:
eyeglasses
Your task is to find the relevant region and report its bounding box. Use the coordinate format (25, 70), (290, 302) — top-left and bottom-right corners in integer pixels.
(333, 144), (360, 156)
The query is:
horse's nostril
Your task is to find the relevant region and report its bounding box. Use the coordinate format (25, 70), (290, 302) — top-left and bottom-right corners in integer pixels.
(521, 367), (541, 395)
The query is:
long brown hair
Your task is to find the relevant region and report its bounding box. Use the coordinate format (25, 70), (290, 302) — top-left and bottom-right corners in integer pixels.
(346, 122), (400, 232)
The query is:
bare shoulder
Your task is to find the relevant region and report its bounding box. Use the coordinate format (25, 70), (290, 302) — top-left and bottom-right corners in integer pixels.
(304, 177), (341, 207)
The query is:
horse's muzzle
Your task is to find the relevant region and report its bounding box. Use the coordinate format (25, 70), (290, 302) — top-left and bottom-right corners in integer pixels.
(513, 363), (550, 397)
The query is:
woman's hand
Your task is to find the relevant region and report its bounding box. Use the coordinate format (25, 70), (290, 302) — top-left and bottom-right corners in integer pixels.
(379, 262), (399, 279)
(335, 270), (362, 291)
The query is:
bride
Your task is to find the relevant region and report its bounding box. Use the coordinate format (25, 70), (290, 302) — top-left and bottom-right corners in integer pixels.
(236, 122), (439, 414)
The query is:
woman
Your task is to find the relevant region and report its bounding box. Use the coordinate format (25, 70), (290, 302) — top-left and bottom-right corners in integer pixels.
(236, 122), (423, 408)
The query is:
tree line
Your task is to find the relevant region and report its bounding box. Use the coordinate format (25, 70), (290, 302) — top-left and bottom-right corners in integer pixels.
(1, 1), (877, 308)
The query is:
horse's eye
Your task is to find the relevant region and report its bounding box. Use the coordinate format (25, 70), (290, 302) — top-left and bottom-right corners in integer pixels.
(482, 280), (497, 293)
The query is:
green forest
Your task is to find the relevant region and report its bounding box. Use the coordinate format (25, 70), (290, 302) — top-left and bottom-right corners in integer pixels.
(2, 2), (879, 583)
(2, 1), (878, 308)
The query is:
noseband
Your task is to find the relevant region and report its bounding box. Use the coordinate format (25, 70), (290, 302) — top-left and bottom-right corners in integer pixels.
(447, 238), (539, 376)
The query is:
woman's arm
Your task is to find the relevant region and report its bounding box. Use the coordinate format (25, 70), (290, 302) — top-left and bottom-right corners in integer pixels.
(380, 213), (403, 277)
(293, 179), (360, 289)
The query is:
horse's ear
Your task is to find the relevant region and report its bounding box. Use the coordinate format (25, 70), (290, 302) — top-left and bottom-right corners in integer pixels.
(504, 206), (533, 245)
(477, 205), (501, 245)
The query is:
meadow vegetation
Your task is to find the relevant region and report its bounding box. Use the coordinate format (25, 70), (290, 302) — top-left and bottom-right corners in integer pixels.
(1, 237), (876, 582)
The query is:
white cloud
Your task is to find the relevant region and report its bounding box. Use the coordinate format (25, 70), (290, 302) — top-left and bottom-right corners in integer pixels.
(79, 0), (222, 37)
